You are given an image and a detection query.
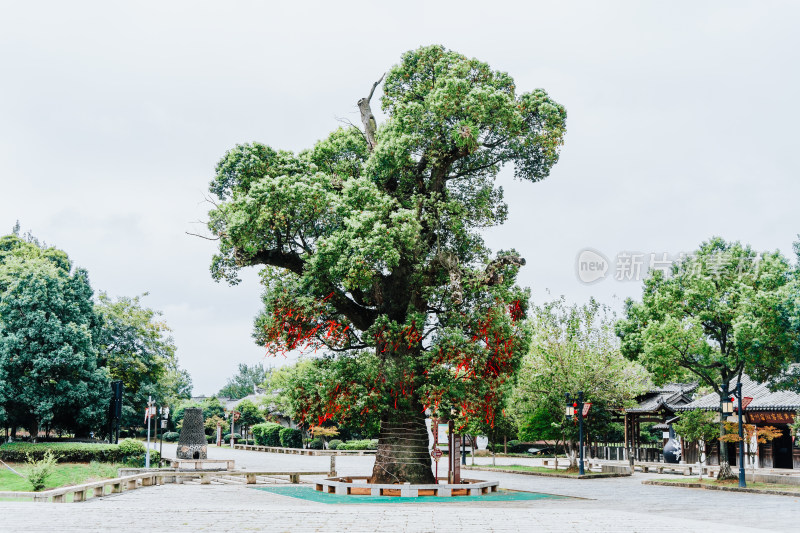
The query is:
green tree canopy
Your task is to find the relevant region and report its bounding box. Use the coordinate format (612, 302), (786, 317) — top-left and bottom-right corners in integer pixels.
(205, 45), (566, 483)
(616, 237), (800, 466)
(94, 292), (191, 429)
(0, 253), (108, 438)
(511, 298), (650, 467)
(218, 363), (269, 400)
(234, 398), (264, 431)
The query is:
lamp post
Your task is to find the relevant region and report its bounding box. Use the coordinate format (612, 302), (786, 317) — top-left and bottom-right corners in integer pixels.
(721, 382), (746, 488)
(565, 392), (585, 476)
(159, 406), (170, 458)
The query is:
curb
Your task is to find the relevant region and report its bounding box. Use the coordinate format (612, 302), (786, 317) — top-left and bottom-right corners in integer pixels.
(463, 466), (630, 479)
(643, 480), (800, 497)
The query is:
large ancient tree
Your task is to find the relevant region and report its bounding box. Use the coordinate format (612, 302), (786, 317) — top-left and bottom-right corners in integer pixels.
(206, 45), (566, 483)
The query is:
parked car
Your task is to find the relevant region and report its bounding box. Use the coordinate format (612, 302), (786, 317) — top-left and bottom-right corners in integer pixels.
(527, 447), (554, 455)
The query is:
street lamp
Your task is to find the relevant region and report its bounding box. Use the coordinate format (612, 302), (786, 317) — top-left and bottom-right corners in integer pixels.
(720, 382), (746, 488)
(565, 392), (585, 476)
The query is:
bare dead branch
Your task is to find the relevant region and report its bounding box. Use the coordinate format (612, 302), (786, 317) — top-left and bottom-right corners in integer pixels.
(185, 231), (219, 241)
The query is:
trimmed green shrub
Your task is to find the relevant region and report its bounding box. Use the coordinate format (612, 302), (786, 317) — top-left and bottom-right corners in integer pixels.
(222, 433), (242, 442)
(339, 439), (378, 450)
(252, 422), (283, 447)
(124, 449), (161, 468)
(206, 435), (215, 444)
(328, 439), (343, 450)
(279, 427), (303, 448)
(0, 442), (124, 463)
(162, 432), (180, 442)
(307, 438), (324, 450)
(25, 450), (57, 491)
(118, 438), (145, 456)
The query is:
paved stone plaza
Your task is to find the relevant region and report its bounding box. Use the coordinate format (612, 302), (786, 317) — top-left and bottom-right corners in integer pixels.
(2, 445), (798, 532)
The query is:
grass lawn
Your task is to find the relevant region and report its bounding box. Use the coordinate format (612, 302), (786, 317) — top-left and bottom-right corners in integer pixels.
(0, 461), (121, 492)
(654, 477), (800, 493)
(470, 464), (581, 475)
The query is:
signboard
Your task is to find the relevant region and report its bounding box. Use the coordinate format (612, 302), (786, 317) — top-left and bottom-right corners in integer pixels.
(740, 397), (753, 411)
(233, 411), (241, 421)
(437, 424), (448, 445)
(582, 403), (592, 418)
(430, 448), (442, 461)
(746, 412), (795, 425)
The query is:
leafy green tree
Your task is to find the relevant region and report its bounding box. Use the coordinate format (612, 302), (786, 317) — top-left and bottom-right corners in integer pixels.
(0, 256), (108, 439)
(235, 398), (264, 439)
(768, 235), (800, 392)
(218, 363), (269, 400)
(94, 293), (191, 431)
(205, 45), (566, 483)
(512, 298), (650, 470)
(673, 408), (720, 473)
(518, 406), (560, 443)
(462, 388), (517, 465)
(617, 237), (799, 476)
(174, 396), (227, 430)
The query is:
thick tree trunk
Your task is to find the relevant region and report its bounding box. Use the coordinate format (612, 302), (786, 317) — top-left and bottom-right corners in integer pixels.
(370, 400), (435, 484)
(717, 461), (735, 480)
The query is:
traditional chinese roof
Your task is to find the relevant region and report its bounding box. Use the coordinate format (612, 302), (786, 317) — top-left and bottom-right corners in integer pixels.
(675, 375), (800, 412)
(625, 383), (698, 414)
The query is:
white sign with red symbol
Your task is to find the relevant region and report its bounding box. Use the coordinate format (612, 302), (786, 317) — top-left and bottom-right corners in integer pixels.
(430, 447), (443, 462)
(582, 403), (592, 417)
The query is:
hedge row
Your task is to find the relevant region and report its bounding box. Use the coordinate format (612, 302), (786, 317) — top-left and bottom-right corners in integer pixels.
(0, 439), (160, 465)
(279, 427), (302, 448)
(251, 423), (283, 447)
(338, 439), (378, 450)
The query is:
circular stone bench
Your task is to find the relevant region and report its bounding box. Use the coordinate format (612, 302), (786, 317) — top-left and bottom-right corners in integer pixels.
(314, 476), (499, 497)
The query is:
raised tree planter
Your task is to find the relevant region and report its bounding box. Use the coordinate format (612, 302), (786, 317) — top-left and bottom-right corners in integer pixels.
(314, 476), (499, 497)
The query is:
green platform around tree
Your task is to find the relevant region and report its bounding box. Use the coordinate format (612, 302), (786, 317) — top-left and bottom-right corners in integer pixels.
(254, 485), (567, 504)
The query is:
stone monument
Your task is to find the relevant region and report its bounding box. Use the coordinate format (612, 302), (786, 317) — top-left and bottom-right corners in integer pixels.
(177, 407), (208, 460)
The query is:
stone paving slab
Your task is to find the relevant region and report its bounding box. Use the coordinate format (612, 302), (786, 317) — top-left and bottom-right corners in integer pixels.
(0, 484), (778, 532)
(1, 445), (792, 532)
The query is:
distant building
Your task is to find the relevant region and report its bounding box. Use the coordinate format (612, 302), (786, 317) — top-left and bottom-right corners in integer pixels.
(675, 375), (800, 469)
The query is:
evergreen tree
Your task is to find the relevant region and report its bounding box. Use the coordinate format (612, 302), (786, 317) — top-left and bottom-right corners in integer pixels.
(205, 45), (566, 482)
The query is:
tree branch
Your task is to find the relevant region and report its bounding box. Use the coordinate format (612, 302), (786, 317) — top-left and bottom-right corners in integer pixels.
(357, 73), (386, 151)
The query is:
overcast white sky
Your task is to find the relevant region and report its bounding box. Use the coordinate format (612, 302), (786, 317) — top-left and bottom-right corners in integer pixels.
(1, 1), (798, 395)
